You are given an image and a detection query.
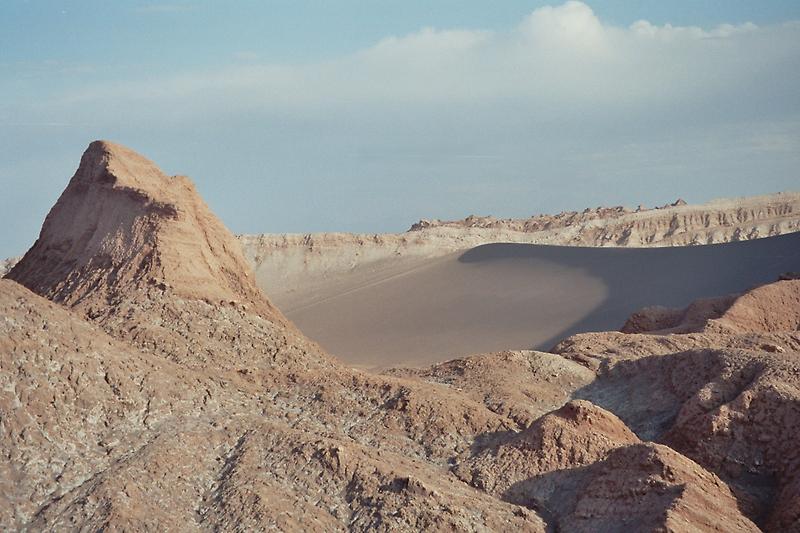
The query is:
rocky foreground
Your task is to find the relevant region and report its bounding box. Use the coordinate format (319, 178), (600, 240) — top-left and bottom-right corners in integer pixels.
(1, 141), (799, 531)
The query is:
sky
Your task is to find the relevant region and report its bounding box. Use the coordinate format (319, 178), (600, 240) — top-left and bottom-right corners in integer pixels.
(1, 1), (799, 258)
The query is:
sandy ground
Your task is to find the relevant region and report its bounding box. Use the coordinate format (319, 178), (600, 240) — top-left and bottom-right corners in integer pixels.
(274, 232), (800, 368)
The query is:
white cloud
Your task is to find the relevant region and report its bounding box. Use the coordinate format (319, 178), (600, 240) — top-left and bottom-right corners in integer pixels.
(519, 0), (610, 51)
(43, 1), (797, 122)
(629, 20), (759, 40)
(367, 27), (492, 57)
(4, 1), (799, 253)
(11, 2), (800, 210)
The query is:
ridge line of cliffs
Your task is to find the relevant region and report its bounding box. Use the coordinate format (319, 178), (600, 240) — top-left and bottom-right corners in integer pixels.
(238, 191), (800, 301)
(407, 193), (799, 245)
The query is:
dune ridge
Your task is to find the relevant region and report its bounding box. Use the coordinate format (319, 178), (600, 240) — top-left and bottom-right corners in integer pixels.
(279, 235), (800, 367)
(240, 191), (800, 303)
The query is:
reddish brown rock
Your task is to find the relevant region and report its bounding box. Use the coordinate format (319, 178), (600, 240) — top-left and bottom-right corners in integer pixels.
(621, 294), (738, 334)
(7, 140), (282, 323)
(708, 279), (800, 333)
(456, 400), (757, 532)
(455, 400), (639, 495)
(2, 140), (798, 531)
(622, 278), (800, 335)
(387, 350), (595, 427)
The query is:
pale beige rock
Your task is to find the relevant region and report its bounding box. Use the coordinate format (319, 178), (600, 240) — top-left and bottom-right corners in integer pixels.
(241, 191), (800, 303)
(0, 257), (17, 278)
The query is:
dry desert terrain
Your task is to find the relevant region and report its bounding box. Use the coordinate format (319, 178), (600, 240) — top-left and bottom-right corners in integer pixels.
(1, 141), (799, 531)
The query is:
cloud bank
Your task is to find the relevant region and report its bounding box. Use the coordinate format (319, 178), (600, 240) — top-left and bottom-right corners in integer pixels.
(3, 1), (800, 251)
(42, 1), (798, 120)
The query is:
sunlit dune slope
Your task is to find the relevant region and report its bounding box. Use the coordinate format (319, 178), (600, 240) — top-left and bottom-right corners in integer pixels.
(277, 232), (800, 367)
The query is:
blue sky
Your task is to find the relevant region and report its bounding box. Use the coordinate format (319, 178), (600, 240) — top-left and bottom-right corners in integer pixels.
(2, 1), (800, 257)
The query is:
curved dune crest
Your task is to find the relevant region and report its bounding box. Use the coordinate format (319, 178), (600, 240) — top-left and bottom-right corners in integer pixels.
(279, 235), (800, 367)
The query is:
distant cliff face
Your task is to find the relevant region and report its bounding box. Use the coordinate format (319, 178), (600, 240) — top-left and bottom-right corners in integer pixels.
(239, 192), (800, 300)
(7, 190), (799, 297)
(405, 194), (799, 246)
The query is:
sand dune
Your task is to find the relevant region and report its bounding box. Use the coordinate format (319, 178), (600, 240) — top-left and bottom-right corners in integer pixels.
(278, 232), (800, 367)
(241, 191), (800, 304)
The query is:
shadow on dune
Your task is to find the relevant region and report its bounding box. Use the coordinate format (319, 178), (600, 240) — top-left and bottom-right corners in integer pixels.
(282, 232), (800, 367)
(458, 232), (800, 351)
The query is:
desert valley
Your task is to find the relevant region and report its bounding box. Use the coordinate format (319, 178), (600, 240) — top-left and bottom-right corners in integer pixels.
(1, 140), (799, 532)
(5, 0), (800, 530)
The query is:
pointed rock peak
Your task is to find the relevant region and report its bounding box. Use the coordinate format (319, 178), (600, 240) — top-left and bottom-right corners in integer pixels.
(71, 140), (194, 209)
(502, 400), (639, 468)
(525, 400), (638, 444)
(80, 140), (164, 182)
(8, 141), (284, 322)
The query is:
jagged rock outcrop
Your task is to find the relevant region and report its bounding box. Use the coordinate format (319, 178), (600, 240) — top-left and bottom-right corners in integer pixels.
(456, 400), (640, 495)
(7, 141), (279, 321)
(708, 279), (800, 334)
(407, 193), (799, 246)
(387, 350), (595, 427)
(455, 401), (758, 532)
(621, 294), (738, 334)
(0, 279), (224, 527)
(552, 284), (800, 529)
(5, 141), (321, 371)
(623, 278), (800, 335)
